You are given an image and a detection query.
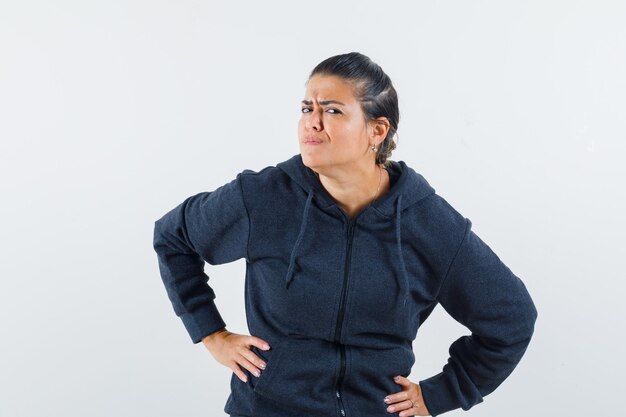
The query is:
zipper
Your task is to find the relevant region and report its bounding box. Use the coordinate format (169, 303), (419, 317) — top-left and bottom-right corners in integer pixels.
(334, 217), (356, 417)
(335, 344), (347, 416)
(334, 218), (355, 342)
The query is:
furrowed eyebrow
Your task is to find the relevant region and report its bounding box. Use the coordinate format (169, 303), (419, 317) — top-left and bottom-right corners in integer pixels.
(301, 99), (346, 106)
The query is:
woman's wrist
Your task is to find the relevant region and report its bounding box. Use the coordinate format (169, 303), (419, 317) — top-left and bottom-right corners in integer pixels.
(202, 327), (228, 348)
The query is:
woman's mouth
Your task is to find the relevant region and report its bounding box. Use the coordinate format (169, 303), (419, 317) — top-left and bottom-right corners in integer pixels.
(303, 136), (323, 145)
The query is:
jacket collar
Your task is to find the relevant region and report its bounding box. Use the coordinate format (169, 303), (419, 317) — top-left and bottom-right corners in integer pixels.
(276, 153), (436, 218)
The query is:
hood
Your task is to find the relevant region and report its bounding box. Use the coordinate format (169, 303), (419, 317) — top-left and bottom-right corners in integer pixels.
(276, 154), (436, 307)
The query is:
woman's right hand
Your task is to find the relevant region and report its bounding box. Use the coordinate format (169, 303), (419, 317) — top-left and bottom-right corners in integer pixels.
(201, 328), (271, 383)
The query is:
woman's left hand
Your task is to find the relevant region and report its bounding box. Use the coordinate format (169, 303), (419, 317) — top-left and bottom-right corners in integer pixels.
(384, 375), (431, 416)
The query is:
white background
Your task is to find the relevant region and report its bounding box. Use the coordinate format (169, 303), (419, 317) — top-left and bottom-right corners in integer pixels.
(1, 1), (624, 416)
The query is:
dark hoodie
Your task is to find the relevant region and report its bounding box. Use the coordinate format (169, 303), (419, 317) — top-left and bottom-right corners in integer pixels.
(152, 153), (537, 417)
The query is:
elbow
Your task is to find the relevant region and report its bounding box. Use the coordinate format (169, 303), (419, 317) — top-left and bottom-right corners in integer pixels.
(524, 292), (538, 339)
(153, 219), (162, 250)
(153, 217), (169, 254)
(500, 293), (538, 348)
(530, 299), (538, 327)
(514, 279), (538, 343)
(520, 296), (539, 347)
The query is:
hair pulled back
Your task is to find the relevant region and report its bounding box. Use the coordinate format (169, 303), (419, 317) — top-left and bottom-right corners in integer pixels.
(309, 52), (399, 166)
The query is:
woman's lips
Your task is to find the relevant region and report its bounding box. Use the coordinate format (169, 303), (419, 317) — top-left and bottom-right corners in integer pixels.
(303, 137), (323, 145)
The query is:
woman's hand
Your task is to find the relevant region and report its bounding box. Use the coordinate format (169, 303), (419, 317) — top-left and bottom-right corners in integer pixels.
(384, 375), (431, 416)
(201, 328), (271, 383)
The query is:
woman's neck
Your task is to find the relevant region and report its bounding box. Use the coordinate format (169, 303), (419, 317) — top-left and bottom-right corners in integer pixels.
(316, 163), (390, 219)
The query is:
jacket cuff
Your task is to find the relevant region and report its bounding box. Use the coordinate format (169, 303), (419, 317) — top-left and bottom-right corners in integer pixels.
(179, 300), (227, 344)
(419, 370), (482, 417)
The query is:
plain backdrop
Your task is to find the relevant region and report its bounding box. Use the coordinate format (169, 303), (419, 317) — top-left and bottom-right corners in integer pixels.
(1, 1), (625, 416)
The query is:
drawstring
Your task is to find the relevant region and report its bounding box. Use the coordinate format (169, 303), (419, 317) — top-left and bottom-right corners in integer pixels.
(286, 188), (410, 308)
(395, 194), (410, 307)
(285, 189), (314, 289)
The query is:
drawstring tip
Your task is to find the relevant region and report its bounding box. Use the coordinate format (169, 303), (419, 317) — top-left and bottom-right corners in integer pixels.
(285, 266), (297, 290)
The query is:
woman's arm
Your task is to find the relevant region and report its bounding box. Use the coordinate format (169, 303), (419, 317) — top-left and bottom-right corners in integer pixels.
(419, 218), (538, 416)
(152, 174), (250, 343)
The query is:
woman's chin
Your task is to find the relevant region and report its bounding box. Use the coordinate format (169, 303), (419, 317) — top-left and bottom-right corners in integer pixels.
(300, 149), (323, 169)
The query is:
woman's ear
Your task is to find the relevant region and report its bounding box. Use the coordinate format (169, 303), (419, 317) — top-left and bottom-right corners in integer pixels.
(369, 117), (390, 146)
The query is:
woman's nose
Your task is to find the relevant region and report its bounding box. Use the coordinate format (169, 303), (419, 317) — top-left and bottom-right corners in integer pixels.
(306, 109), (323, 131)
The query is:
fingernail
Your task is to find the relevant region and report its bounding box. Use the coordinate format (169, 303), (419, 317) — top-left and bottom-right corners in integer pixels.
(254, 370), (260, 377)
(259, 362), (266, 370)
(394, 376), (400, 381)
(387, 406), (394, 412)
(264, 344), (270, 350)
(242, 376), (248, 382)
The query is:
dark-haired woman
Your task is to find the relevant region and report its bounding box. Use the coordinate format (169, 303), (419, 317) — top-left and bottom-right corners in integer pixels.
(153, 52), (537, 417)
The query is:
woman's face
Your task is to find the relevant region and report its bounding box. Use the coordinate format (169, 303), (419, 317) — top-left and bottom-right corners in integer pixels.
(298, 74), (373, 172)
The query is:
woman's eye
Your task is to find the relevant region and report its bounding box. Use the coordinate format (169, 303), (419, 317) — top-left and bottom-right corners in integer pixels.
(300, 107), (341, 114)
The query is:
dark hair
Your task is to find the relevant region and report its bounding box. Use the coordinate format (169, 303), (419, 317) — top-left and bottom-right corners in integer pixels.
(308, 52), (399, 166)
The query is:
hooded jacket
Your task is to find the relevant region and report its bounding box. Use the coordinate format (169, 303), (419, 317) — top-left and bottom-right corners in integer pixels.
(152, 153), (537, 417)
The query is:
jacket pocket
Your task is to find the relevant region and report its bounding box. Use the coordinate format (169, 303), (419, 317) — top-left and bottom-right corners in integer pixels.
(252, 337), (338, 415)
(343, 345), (415, 417)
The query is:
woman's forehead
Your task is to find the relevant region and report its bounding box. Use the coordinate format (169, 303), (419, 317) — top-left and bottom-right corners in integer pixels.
(304, 75), (358, 104)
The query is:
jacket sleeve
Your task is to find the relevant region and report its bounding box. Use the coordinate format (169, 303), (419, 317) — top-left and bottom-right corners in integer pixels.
(152, 174), (250, 344)
(419, 218), (538, 416)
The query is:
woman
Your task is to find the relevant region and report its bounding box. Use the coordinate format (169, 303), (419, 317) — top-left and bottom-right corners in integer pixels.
(153, 52), (537, 417)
